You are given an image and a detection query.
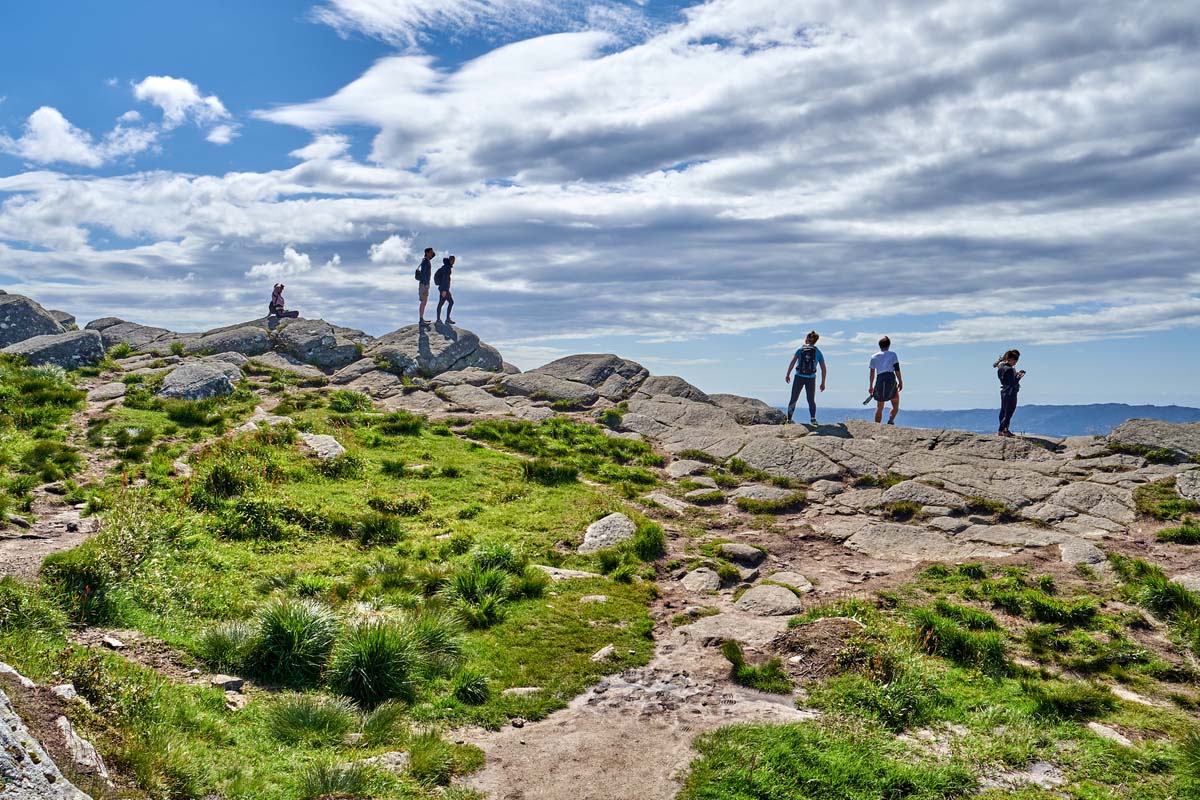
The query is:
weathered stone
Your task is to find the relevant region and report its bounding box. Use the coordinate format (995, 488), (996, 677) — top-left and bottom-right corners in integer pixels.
(681, 568), (721, 592)
(502, 361), (521, 374)
(157, 362), (236, 400)
(1109, 419), (1200, 459)
(272, 318), (362, 370)
(512, 402), (555, 423)
(689, 475), (718, 489)
(719, 542), (765, 566)
(357, 751), (411, 773)
(95, 320), (173, 351)
(666, 459), (709, 478)
(344, 370), (405, 399)
(248, 351), (326, 382)
(84, 317), (123, 331)
(528, 354), (648, 400)
(2, 330), (104, 369)
(637, 375), (711, 403)
(730, 484), (797, 503)
(188, 325), (272, 357)
(437, 383), (511, 414)
(47, 310), (76, 328)
(735, 585), (804, 616)
(579, 595), (608, 604)
(209, 674), (245, 691)
(845, 522), (1015, 561)
(1171, 573), (1200, 592)
(0, 688), (90, 800)
(87, 382), (127, 402)
(1177, 469), (1200, 502)
(579, 513), (637, 553)
(330, 358), (378, 385)
(502, 686), (542, 696)
(366, 324), (502, 378)
(641, 492), (689, 515)
(709, 393), (787, 425)
(1086, 722), (1132, 747)
(500, 372), (598, 405)
(534, 565), (603, 581)
(298, 433), (346, 461)
(880, 480), (966, 510)
(0, 293), (65, 348)
(55, 715), (110, 782)
(590, 644), (617, 662)
(429, 367), (501, 387)
(766, 572), (814, 593)
(378, 390), (450, 415)
(735, 436), (843, 483)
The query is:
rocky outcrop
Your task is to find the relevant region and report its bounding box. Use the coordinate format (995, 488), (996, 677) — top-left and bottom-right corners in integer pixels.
(271, 318), (362, 370)
(0, 293), (65, 348)
(157, 361), (239, 400)
(1, 330), (104, 369)
(500, 372), (599, 406)
(92, 320), (174, 352)
(187, 326), (271, 357)
(636, 375), (710, 403)
(366, 324), (503, 378)
(1110, 419), (1200, 459)
(709, 394), (787, 425)
(527, 354), (648, 401)
(1, 680), (91, 800)
(249, 352), (327, 382)
(47, 310), (76, 328)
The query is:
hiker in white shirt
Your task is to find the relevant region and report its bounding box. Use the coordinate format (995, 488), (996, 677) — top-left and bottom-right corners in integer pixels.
(868, 336), (903, 425)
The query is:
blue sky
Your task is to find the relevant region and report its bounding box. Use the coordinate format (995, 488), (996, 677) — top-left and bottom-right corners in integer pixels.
(1, 0), (1198, 410)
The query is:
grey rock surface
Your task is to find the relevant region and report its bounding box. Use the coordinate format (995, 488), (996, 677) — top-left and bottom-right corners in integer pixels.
(330, 358), (378, 385)
(0, 293), (65, 348)
(500, 372), (599, 405)
(0, 686), (91, 800)
(1109, 419), (1200, 458)
(87, 382), (127, 402)
(429, 367), (501, 387)
(880, 480), (966, 510)
(844, 522), (1015, 561)
(47, 310), (76, 328)
(735, 584), (805, 616)
(681, 568), (721, 592)
(1177, 469), (1200, 502)
(637, 375), (711, 403)
(709, 393), (787, 425)
(366, 324), (502, 378)
(438, 383), (511, 414)
(719, 542), (765, 565)
(2, 330), (104, 369)
(527, 354), (648, 400)
(729, 484), (797, 503)
(298, 433), (346, 461)
(641, 492), (689, 515)
(579, 512), (637, 553)
(189, 325), (272, 357)
(665, 459), (710, 478)
(271, 318), (362, 370)
(55, 715), (110, 783)
(249, 351), (326, 381)
(95, 320), (173, 351)
(157, 362), (236, 400)
(766, 572), (814, 593)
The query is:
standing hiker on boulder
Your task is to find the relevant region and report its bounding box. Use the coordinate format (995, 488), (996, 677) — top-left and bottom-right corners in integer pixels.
(784, 330), (826, 425)
(994, 349), (1024, 437)
(269, 284), (299, 318)
(435, 255), (456, 325)
(868, 335), (903, 425)
(416, 247), (434, 329)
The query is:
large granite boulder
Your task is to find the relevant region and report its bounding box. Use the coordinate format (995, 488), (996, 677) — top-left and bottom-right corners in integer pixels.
(46, 310), (76, 328)
(500, 372), (599, 405)
(0, 293), (65, 348)
(637, 375), (711, 403)
(188, 326), (271, 357)
(1, 329), (104, 369)
(271, 318), (362, 370)
(578, 512), (637, 553)
(710, 393), (787, 425)
(1109, 419), (1200, 460)
(93, 320), (174, 352)
(528, 354), (648, 400)
(366, 324), (502, 378)
(157, 361), (238, 400)
(84, 317), (123, 331)
(249, 352), (327, 382)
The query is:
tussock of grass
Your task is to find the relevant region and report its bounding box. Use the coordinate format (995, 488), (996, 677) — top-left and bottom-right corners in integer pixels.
(735, 493), (806, 514)
(913, 606), (1006, 676)
(719, 640), (792, 694)
(1134, 479), (1200, 520)
(327, 619), (421, 707)
(1158, 519), (1200, 544)
(522, 457), (578, 485)
(327, 389), (373, 413)
(882, 500), (921, 521)
(266, 693), (358, 746)
(250, 598), (340, 687)
(676, 448), (720, 464)
(854, 471), (907, 489)
(1023, 678), (1116, 719)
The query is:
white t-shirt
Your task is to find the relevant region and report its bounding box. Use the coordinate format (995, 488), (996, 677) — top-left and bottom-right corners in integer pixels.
(869, 350), (899, 375)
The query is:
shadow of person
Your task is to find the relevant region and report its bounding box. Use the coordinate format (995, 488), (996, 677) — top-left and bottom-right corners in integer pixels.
(266, 315), (280, 331)
(433, 319), (460, 341)
(807, 422), (852, 439)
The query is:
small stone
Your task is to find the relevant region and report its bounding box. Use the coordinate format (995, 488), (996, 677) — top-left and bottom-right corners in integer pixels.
(719, 542), (765, 566)
(689, 476), (719, 489)
(65, 521), (79, 533)
(579, 595), (608, 604)
(6, 514), (31, 529)
(511, 717), (526, 728)
(209, 674), (245, 692)
(681, 567), (721, 593)
(298, 432), (346, 461)
(224, 691), (249, 712)
(642, 492), (689, 516)
(172, 460), (194, 478)
(100, 635), (125, 650)
(735, 584), (804, 616)
(767, 571), (814, 593)
(590, 644), (617, 662)
(502, 687), (542, 696)
(1086, 721), (1132, 747)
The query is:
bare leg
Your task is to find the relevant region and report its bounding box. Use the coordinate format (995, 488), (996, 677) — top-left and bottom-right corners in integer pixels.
(874, 401), (885, 423)
(889, 392), (900, 424)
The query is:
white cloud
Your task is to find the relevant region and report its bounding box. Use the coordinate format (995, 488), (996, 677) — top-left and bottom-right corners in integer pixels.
(205, 124), (238, 145)
(118, 110), (142, 123)
(0, 107), (104, 167)
(290, 134), (351, 160)
(246, 246), (314, 279)
(368, 234), (414, 264)
(132, 75), (229, 129)
(314, 0), (574, 48)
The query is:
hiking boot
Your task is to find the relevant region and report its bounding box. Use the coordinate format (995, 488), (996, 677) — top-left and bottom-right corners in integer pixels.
(887, 419), (895, 425)
(810, 417), (818, 425)
(445, 317), (456, 324)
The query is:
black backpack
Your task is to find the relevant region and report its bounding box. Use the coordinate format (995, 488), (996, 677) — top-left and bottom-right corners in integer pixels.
(797, 345), (818, 375)
(433, 265), (448, 287)
(414, 266), (422, 281)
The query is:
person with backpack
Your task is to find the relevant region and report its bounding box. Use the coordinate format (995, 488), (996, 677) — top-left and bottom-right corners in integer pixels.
(269, 283), (299, 318)
(868, 335), (903, 424)
(415, 247), (434, 328)
(784, 331), (826, 424)
(435, 255), (456, 324)
(994, 349), (1024, 437)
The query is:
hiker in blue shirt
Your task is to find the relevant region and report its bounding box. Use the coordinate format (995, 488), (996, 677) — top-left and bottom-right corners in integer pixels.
(785, 331), (826, 425)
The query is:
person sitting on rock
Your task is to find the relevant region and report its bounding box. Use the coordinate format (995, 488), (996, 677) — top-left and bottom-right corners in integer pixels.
(868, 335), (902, 425)
(269, 284), (299, 318)
(784, 330), (826, 425)
(994, 349), (1024, 437)
(435, 255), (456, 325)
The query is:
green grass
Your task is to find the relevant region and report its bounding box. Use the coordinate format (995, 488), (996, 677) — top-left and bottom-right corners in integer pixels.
(882, 500), (922, 521)
(1107, 441), (1182, 464)
(734, 492), (806, 514)
(1134, 479), (1200, 520)
(266, 694), (358, 746)
(720, 640), (792, 694)
(1157, 519), (1200, 544)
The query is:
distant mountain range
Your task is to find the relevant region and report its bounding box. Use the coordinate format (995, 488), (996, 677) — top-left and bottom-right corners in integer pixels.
(786, 404), (1200, 438)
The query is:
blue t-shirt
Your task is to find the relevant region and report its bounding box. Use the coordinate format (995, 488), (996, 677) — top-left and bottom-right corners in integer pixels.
(794, 346), (825, 378)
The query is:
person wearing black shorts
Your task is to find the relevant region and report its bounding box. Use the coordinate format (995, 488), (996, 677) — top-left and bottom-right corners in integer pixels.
(868, 336), (902, 424)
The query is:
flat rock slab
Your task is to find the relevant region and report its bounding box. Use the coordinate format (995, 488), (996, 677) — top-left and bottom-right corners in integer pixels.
(844, 522), (1015, 562)
(766, 572), (814, 593)
(579, 513), (637, 553)
(735, 585), (805, 616)
(88, 382), (127, 402)
(1, 686), (90, 800)
(1171, 574), (1200, 592)
(641, 492), (689, 516)
(438, 383), (511, 414)
(298, 433), (346, 460)
(2, 329), (104, 369)
(534, 565), (603, 581)
(1178, 470), (1200, 502)
(250, 351), (326, 381)
(730, 484), (796, 502)
(1086, 722), (1132, 747)
(719, 542), (765, 566)
(665, 459), (710, 478)
(880, 480), (966, 510)
(681, 568), (721, 593)
(157, 362), (237, 400)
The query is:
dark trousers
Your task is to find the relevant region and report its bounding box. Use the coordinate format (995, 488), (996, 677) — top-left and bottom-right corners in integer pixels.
(788, 376), (817, 420)
(999, 391), (1018, 431)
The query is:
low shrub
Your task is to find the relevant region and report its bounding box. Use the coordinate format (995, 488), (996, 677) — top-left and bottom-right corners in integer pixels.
(720, 640), (791, 694)
(380, 458), (407, 477)
(631, 520), (667, 561)
(267, 694), (358, 746)
(609, 563), (638, 583)
(357, 512), (406, 546)
(522, 458), (578, 485)
(445, 566), (509, 629)
(250, 598), (340, 687)
(958, 563), (987, 579)
(456, 503), (483, 520)
(327, 619), (420, 707)
(327, 390), (372, 413)
(735, 493), (807, 515)
(318, 452), (367, 479)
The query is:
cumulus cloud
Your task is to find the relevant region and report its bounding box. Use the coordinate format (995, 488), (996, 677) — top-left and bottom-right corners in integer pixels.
(133, 75), (229, 129)
(245, 246), (342, 279)
(368, 234), (415, 264)
(0, 106), (158, 166)
(205, 124), (238, 145)
(290, 134), (352, 160)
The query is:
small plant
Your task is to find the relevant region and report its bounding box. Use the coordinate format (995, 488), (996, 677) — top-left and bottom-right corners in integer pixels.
(327, 619), (419, 707)
(677, 448), (720, 464)
(687, 489), (724, 505)
(1025, 593), (1097, 627)
(522, 458), (578, 485)
(609, 563), (638, 583)
(360, 700), (408, 748)
(1158, 519), (1200, 544)
(357, 512), (406, 546)
(251, 598), (340, 686)
(266, 694), (358, 746)
(913, 606), (1007, 675)
(597, 408), (623, 429)
(169, 340), (186, 356)
(107, 342), (133, 359)
(327, 389), (372, 413)
(631, 520), (667, 561)
(198, 620), (257, 672)
(1134, 479), (1200, 520)
(509, 565), (550, 599)
(407, 729), (457, 787)
(720, 640), (792, 694)
(377, 410), (425, 436)
(471, 542), (526, 574)
(296, 759), (382, 800)
(20, 440), (82, 481)
(964, 496), (1017, 519)
(1179, 728), (1200, 784)
(1024, 678), (1117, 719)
(456, 503), (484, 520)
(440, 464), (462, 478)
(367, 493), (430, 516)
(735, 493), (807, 514)
(958, 563), (987, 579)
(452, 666), (491, 705)
(318, 452), (367, 479)
(931, 599), (999, 630)
(882, 500), (921, 521)
(445, 566), (510, 629)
